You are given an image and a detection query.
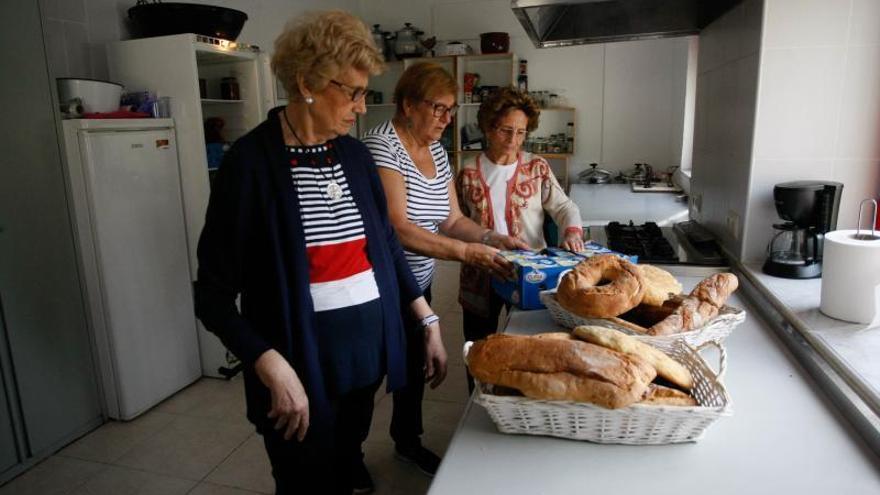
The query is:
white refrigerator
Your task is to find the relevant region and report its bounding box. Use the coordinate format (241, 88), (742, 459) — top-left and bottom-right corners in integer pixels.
(61, 119), (201, 420)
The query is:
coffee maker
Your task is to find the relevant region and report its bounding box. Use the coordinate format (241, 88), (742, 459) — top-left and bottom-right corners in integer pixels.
(763, 181), (843, 279)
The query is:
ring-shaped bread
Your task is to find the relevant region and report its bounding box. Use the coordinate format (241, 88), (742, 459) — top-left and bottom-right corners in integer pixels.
(556, 254), (646, 318)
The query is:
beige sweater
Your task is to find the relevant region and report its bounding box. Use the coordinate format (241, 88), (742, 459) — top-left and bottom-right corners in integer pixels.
(457, 152), (582, 248)
(456, 152), (583, 314)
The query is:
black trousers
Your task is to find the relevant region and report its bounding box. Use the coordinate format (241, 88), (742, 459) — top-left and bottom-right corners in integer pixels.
(390, 287), (431, 448)
(462, 290), (506, 393)
(262, 380), (381, 495)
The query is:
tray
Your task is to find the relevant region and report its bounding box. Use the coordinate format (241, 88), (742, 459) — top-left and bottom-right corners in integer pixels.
(465, 338), (732, 445)
(539, 289), (746, 347)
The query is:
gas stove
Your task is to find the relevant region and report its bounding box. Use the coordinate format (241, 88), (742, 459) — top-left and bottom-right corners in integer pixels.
(605, 221), (678, 263)
(587, 221), (727, 266)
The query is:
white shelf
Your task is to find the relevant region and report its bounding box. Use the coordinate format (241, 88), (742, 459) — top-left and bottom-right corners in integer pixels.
(365, 103), (395, 108)
(201, 98), (245, 104)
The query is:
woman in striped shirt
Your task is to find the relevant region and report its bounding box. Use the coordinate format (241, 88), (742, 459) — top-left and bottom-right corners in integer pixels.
(363, 63), (528, 476)
(194, 12), (444, 494)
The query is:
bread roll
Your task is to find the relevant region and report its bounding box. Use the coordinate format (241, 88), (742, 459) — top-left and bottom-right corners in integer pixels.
(572, 325), (694, 390)
(467, 334), (656, 409)
(639, 384), (697, 407)
(638, 264), (683, 306)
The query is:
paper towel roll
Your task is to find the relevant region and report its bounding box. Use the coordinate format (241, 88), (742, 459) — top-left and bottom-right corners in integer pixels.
(820, 229), (880, 325)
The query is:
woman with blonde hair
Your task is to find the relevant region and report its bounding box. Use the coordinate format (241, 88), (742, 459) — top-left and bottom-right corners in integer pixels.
(194, 11), (446, 494)
(363, 63), (527, 476)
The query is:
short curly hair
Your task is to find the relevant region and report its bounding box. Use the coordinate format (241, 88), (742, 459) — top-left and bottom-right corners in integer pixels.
(271, 10), (385, 99)
(477, 86), (541, 134)
(394, 62), (457, 117)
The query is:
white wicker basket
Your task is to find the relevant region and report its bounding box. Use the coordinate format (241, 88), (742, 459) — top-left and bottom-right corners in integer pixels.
(539, 289), (746, 347)
(465, 339), (732, 445)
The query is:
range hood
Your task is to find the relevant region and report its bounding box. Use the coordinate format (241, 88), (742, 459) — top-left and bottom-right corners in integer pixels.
(511, 0), (743, 48)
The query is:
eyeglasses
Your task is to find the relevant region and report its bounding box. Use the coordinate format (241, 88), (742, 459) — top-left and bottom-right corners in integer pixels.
(423, 100), (458, 118)
(329, 79), (369, 102)
(494, 126), (528, 139)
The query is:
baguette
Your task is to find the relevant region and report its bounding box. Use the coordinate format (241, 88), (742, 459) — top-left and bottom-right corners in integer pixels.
(467, 334), (656, 409)
(572, 325), (694, 390)
(648, 273), (738, 336)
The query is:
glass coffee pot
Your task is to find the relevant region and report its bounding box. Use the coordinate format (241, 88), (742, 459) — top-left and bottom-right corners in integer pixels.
(764, 223), (821, 278)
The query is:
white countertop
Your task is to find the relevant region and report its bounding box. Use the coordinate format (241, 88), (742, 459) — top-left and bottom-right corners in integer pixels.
(428, 271), (880, 495)
(742, 262), (880, 409)
(569, 183), (689, 227)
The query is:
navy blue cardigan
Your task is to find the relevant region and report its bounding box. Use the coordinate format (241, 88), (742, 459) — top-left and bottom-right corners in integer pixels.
(194, 107), (421, 431)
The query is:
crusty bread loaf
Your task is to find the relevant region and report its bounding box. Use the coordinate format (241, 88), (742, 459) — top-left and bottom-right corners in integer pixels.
(639, 384), (697, 407)
(639, 264), (683, 307)
(556, 254), (646, 318)
(572, 325), (693, 390)
(467, 334), (657, 409)
(648, 273), (739, 336)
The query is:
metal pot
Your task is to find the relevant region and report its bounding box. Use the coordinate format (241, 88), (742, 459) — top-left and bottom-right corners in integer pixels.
(618, 163), (648, 184)
(393, 23), (422, 59)
(578, 163), (613, 184)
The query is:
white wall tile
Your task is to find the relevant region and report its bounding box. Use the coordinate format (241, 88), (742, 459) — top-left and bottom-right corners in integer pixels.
(63, 21), (91, 78)
(753, 46), (845, 160)
(831, 159), (880, 229)
(357, 0), (432, 35)
(38, 0), (62, 20)
(84, 0), (120, 43)
(58, 0), (86, 23)
(432, 0), (522, 41)
(43, 18), (68, 78)
(601, 38), (687, 169)
(847, 0), (880, 46)
(763, 0), (851, 48)
(738, 0), (765, 58)
(729, 54), (760, 162)
(835, 45), (880, 160)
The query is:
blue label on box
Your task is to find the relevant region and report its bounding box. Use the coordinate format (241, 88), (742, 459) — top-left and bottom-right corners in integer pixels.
(491, 244), (637, 310)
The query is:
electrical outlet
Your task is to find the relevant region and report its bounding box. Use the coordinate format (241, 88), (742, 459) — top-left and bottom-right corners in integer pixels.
(726, 209), (740, 240)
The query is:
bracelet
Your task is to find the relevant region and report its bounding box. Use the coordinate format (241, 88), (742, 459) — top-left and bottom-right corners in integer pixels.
(480, 229), (494, 246)
(418, 313), (440, 330)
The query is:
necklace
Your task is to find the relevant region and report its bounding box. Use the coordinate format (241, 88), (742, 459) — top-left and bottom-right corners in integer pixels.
(283, 109), (343, 200)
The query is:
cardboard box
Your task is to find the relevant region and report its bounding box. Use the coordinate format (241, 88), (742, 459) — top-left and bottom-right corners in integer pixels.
(491, 243), (637, 310)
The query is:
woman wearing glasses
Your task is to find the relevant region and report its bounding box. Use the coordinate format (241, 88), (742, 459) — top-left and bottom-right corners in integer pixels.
(456, 87), (583, 392)
(362, 63), (527, 476)
(194, 11), (444, 494)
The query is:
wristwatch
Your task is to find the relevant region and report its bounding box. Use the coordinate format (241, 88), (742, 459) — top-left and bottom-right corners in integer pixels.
(418, 313), (440, 330)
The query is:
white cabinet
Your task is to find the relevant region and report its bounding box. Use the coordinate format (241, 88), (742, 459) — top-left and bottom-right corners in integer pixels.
(107, 35), (275, 378)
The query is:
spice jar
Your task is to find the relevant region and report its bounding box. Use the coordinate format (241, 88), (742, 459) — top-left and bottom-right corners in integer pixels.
(220, 77), (240, 100)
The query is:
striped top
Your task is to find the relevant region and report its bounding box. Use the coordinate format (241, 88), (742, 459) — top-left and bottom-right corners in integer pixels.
(288, 143), (379, 312)
(363, 121), (452, 290)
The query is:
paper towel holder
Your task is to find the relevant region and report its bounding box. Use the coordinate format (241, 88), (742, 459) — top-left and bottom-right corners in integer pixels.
(854, 199), (878, 241)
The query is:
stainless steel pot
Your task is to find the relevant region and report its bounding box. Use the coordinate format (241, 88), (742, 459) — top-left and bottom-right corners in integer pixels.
(578, 163), (613, 184)
(618, 163), (648, 184)
(393, 23), (422, 59)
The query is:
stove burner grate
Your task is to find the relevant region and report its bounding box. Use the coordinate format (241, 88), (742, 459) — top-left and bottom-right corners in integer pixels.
(605, 221), (679, 263)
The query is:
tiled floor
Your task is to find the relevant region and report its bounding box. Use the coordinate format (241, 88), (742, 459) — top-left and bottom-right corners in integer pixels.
(0, 261), (471, 495)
